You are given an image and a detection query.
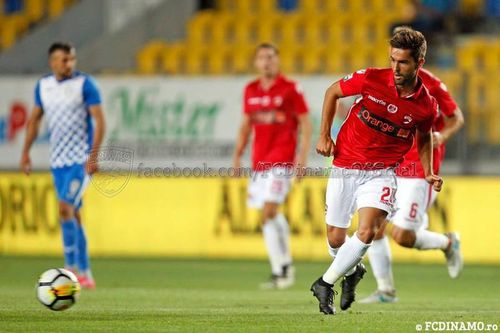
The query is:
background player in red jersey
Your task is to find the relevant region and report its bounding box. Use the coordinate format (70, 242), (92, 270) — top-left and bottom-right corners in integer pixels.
(361, 38), (465, 303)
(232, 43), (312, 289)
(310, 27), (443, 314)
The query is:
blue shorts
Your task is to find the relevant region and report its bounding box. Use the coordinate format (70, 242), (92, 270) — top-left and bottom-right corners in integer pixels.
(51, 164), (90, 210)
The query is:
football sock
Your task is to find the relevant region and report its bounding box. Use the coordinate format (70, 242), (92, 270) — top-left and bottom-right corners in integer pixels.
(76, 223), (91, 274)
(263, 217), (285, 276)
(61, 219), (77, 268)
(322, 233), (370, 284)
(414, 229), (449, 250)
(326, 235), (356, 276)
(367, 236), (395, 292)
(275, 213), (292, 266)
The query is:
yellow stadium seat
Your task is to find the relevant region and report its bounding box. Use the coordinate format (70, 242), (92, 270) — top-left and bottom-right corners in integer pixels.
(161, 43), (186, 74)
(300, 45), (325, 74)
(351, 15), (375, 44)
(0, 15), (30, 50)
(324, 0), (343, 14)
(1, 18), (18, 50)
(231, 45), (253, 74)
(256, 15), (279, 43)
(324, 15), (350, 45)
(276, 13), (302, 45)
(349, 46), (374, 72)
(485, 75), (500, 143)
(465, 73), (488, 144)
(234, 0), (254, 14)
(303, 19), (323, 45)
(136, 41), (168, 74)
(345, 0), (365, 14)
(460, 0), (483, 15)
(233, 16), (255, 45)
(185, 45), (208, 75)
(217, 0), (233, 12)
(25, 0), (45, 23)
(483, 41), (500, 72)
(210, 14), (233, 46)
(207, 46), (231, 75)
(324, 44), (350, 73)
(279, 44), (299, 74)
(187, 11), (214, 45)
(373, 15), (395, 45)
(456, 43), (478, 72)
(300, 0), (321, 14)
(256, 0), (276, 14)
(48, 0), (66, 18)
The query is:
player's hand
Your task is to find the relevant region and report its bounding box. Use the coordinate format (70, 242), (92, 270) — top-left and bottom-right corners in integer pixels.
(232, 156), (242, 177)
(85, 152), (98, 175)
(316, 135), (335, 157)
(432, 131), (445, 146)
(20, 153), (32, 175)
(425, 174), (443, 192)
(295, 156), (307, 181)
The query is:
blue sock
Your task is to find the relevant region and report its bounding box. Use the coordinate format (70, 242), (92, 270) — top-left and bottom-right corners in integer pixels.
(76, 223), (90, 273)
(61, 219), (77, 268)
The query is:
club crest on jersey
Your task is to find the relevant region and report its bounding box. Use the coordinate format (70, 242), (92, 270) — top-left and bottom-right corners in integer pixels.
(387, 104), (398, 113)
(273, 96), (283, 107)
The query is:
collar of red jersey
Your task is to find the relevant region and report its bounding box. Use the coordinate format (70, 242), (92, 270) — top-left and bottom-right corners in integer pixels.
(258, 73), (285, 90)
(388, 71), (425, 99)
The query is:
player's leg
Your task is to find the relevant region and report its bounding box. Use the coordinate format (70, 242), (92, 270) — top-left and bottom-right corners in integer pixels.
(62, 164), (95, 288)
(58, 200), (78, 271)
(260, 167), (293, 289)
(360, 220), (398, 303)
(52, 167), (78, 271)
(310, 171), (357, 314)
(391, 178), (463, 278)
(314, 170), (396, 312)
(74, 208), (95, 289)
(325, 224), (367, 310)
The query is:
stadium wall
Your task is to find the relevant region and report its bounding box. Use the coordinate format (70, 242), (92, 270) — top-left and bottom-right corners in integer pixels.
(0, 174), (499, 263)
(0, 76), (339, 169)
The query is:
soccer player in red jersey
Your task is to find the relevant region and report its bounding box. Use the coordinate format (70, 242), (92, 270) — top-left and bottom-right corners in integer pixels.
(310, 27), (443, 314)
(361, 63), (465, 304)
(233, 43), (312, 289)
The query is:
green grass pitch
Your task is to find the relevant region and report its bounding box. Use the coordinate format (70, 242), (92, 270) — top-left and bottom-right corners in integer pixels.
(0, 256), (499, 333)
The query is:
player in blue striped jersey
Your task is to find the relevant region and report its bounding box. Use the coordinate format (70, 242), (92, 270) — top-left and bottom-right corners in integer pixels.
(21, 42), (105, 289)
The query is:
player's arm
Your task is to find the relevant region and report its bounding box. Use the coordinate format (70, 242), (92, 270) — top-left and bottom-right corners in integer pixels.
(316, 82), (343, 157)
(20, 106), (43, 175)
(232, 114), (251, 171)
(296, 113), (312, 173)
(86, 105), (106, 174)
(433, 107), (464, 146)
(416, 128), (443, 192)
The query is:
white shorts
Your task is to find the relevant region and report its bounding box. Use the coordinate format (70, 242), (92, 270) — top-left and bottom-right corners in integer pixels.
(325, 166), (397, 228)
(247, 167), (292, 209)
(392, 177), (438, 231)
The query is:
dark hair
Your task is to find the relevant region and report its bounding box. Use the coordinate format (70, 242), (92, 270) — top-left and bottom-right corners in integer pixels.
(255, 42), (279, 55)
(390, 26), (427, 62)
(48, 42), (74, 56)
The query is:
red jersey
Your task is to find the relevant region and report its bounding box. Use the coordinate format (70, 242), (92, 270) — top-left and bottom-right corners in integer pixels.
(396, 68), (458, 178)
(336, 68), (437, 170)
(243, 74), (308, 170)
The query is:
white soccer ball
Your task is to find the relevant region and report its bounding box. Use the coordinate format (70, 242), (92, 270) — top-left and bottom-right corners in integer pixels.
(36, 268), (81, 311)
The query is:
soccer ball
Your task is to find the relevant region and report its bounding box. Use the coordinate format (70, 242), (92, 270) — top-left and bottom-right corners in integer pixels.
(36, 268), (81, 311)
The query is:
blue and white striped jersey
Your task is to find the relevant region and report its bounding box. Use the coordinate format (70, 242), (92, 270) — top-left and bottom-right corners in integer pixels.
(35, 71), (101, 168)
